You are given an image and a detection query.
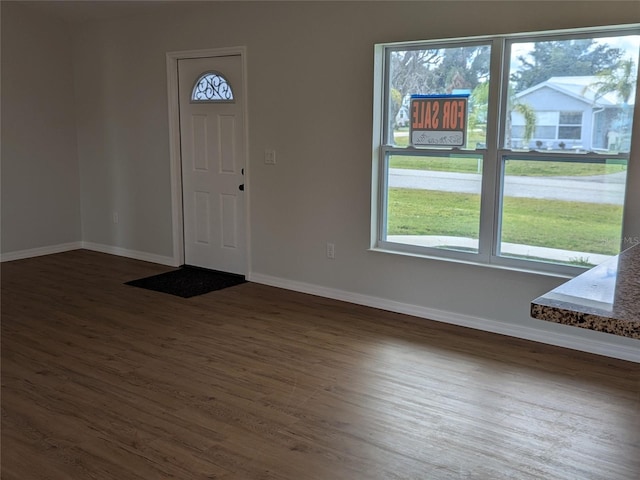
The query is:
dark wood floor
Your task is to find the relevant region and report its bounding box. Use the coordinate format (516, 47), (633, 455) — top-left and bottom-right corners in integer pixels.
(2, 250), (639, 479)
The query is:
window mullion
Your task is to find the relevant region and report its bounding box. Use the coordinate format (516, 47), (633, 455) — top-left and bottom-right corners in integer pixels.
(477, 38), (505, 262)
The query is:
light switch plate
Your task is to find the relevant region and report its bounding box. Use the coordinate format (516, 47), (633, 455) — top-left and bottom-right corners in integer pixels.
(264, 149), (276, 165)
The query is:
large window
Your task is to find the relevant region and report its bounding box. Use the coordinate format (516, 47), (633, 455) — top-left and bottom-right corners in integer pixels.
(374, 26), (640, 274)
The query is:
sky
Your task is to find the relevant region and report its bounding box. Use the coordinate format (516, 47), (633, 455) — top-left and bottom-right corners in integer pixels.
(510, 34), (640, 72)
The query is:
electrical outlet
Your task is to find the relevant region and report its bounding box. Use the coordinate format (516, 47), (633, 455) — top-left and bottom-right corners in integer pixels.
(326, 242), (335, 259)
(112, 212), (119, 224)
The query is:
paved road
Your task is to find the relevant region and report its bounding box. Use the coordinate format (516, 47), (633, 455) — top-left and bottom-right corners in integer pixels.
(388, 168), (626, 204)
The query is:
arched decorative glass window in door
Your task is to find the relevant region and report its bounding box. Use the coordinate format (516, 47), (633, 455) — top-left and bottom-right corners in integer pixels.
(191, 71), (234, 102)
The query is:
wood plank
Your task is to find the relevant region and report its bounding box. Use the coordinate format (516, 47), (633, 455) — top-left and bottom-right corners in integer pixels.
(2, 250), (639, 479)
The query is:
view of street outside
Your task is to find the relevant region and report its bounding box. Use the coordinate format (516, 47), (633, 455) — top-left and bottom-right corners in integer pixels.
(384, 32), (639, 267)
(386, 165), (626, 265)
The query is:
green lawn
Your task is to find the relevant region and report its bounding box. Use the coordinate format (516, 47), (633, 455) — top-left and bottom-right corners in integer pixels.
(390, 130), (626, 177)
(387, 188), (623, 255)
(389, 155), (627, 177)
(388, 189), (481, 238)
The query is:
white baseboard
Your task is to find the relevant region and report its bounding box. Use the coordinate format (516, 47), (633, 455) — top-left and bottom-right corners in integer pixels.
(4, 244), (636, 362)
(82, 242), (177, 267)
(1, 241), (178, 267)
(248, 272), (640, 363)
(1, 242), (83, 262)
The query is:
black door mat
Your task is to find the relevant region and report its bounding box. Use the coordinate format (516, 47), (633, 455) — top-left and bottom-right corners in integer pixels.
(125, 266), (247, 298)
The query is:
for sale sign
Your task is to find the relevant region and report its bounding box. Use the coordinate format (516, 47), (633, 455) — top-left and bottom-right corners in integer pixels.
(410, 95), (468, 147)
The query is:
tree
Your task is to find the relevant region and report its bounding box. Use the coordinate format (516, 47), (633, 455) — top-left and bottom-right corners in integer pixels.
(507, 100), (537, 149)
(468, 81), (536, 149)
(511, 39), (623, 92)
(502, 81), (537, 149)
(587, 58), (638, 150)
(432, 45), (491, 93)
(589, 57), (637, 104)
(388, 45), (490, 128)
(389, 50), (441, 96)
(389, 49), (441, 126)
(468, 82), (489, 134)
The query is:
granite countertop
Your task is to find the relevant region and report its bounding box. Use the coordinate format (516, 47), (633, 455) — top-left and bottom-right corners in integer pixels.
(531, 244), (640, 339)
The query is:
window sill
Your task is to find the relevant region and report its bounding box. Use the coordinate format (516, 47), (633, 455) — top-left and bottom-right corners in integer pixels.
(369, 246), (577, 280)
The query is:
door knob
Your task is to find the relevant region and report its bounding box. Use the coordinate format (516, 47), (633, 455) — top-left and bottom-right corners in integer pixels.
(239, 184), (244, 191)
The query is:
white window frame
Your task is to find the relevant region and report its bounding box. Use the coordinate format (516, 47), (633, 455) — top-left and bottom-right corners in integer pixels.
(372, 25), (640, 277)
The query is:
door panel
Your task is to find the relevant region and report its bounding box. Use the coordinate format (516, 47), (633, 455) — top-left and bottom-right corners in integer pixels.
(191, 115), (209, 171)
(221, 193), (238, 248)
(219, 115), (236, 173)
(178, 55), (245, 274)
(194, 191), (211, 245)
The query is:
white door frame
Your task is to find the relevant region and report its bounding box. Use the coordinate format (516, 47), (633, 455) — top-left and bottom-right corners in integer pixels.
(166, 46), (250, 270)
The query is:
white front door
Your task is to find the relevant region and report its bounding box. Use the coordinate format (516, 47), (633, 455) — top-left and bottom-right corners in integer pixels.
(178, 55), (246, 274)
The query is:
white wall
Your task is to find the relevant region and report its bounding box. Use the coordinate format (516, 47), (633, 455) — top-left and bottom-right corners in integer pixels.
(1, 2), (81, 256)
(5, 1), (639, 359)
(73, 14), (175, 258)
